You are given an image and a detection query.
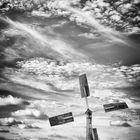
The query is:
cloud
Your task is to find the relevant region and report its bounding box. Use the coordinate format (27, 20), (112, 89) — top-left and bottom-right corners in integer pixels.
(50, 1), (126, 44)
(0, 34), (5, 41)
(31, 11), (52, 18)
(0, 95), (23, 106)
(1, 17), (85, 60)
(3, 28), (26, 37)
(16, 58), (95, 77)
(18, 123), (40, 129)
(78, 33), (98, 39)
(3, 47), (22, 61)
(118, 64), (140, 84)
(0, 117), (23, 126)
(110, 120), (131, 127)
(12, 108), (48, 119)
(5, 57), (140, 93)
(0, 117), (40, 129)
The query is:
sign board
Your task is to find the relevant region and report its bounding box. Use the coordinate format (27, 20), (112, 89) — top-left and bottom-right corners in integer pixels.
(103, 102), (128, 112)
(92, 128), (99, 140)
(79, 74), (90, 98)
(49, 112), (74, 126)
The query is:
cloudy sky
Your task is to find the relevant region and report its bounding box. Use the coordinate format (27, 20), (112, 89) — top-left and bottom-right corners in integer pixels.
(0, 0), (140, 140)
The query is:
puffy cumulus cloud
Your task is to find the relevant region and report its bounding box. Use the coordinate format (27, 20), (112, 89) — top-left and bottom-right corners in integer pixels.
(3, 58), (92, 92)
(110, 120), (131, 127)
(18, 123), (40, 129)
(46, 0), (139, 34)
(118, 64), (140, 83)
(0, 95), (23, 106)
(54, 4), (127, 44)
(31, 10), (52, 17)
(1, 0), (139, 34)
(0, 117), (40, 129)
(28, 99), (80, 117)
(3, 57), (137, 92)
(4, 57), (140, 94)
(0, 117), (23, 126)
(16, 57), (95, 78)
(29, 100), (58, 111)
(12, 108), (48, 119)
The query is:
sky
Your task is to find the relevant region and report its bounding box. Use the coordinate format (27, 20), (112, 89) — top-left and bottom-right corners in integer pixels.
(0, 0), (140, 140)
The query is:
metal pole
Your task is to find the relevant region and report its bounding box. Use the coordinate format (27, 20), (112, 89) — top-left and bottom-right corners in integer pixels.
(85, 97), (89, 109)
(85, 108), (93, 140)
(79, 74), (96, 140)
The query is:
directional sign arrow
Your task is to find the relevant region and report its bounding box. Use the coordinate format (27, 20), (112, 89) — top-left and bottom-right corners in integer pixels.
(49, 112), (74, 126)
(79, 74), (90, 98)
(103, 102), (128, 112)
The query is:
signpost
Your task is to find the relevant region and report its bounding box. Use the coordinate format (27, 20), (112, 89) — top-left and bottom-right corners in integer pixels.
(79, 74), (97, 140)
(85, 109), (93, 140)
(49, 112), (74, 126)
(48, 73), (129, 140)
(103, 102), (128, 112)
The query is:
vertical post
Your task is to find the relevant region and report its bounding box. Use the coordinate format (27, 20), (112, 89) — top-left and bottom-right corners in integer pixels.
(84, 89), (89, 109)
(79, 74), (95, 140)
(86, 109), (93, 140)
